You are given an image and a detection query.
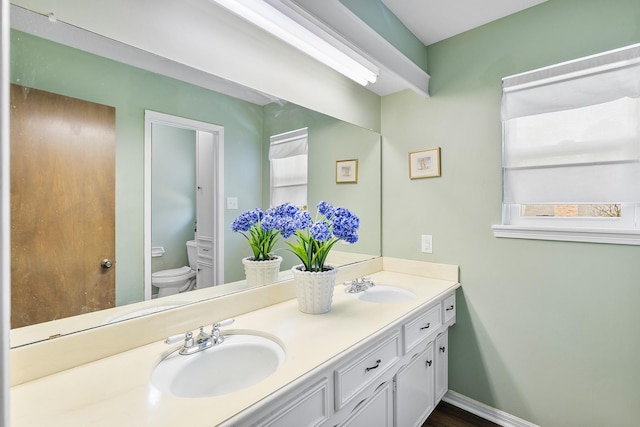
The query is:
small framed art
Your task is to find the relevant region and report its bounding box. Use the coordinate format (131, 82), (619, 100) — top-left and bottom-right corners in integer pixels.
(409, 147), (441, 179)
(336, 159), (358, 183)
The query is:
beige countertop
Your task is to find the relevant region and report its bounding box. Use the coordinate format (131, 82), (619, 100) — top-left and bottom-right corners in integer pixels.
(10, 265), (459, 427)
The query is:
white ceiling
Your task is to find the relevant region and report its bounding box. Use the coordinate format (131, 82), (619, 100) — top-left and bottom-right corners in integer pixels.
(381, 0), (548, 45)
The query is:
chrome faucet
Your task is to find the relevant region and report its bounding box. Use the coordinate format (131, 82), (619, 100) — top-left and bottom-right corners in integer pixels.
(343, 277), (375, 293)
(165, 318), (235, 356)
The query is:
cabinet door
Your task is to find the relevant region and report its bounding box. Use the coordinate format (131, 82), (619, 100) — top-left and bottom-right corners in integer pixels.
(435, 330), (449, 402)
(196, 261), (214, 289)
(395, 342), (435, 427)
(340, 381), (393, 427)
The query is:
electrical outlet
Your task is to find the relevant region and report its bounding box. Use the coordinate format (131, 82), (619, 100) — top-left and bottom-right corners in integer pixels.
(421, 235), (432, 254)
(226, 197), (238, 210)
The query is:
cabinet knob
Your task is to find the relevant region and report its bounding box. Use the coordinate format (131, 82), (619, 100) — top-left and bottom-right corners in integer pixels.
(426, 360), (433, 367)
(440, 346), (446, 353)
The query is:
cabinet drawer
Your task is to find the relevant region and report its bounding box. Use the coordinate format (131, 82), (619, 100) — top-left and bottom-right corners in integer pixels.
(443, 293), (456, 324)
(334, 332), (400, 410)
(197, 243), (214, 260)
(403, 304), (441, 353)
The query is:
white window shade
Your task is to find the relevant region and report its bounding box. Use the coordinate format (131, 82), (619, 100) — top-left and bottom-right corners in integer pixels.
(270, 128), (308, 207)
(269, 128), (308, 160)
(502, 43), (640, 204)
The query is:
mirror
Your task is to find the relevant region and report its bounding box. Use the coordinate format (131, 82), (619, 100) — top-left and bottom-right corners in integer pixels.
(9, 6), (381, 347)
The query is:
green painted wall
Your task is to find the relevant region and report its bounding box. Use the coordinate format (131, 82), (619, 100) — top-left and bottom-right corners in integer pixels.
(381, 0), (640, 425)
(339, 0), (427, 72)
(10, 30), (263, 305)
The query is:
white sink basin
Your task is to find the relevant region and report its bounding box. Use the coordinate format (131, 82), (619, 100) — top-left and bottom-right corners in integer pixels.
(349, 285), (417, 303)
(151, 334), (285, 398)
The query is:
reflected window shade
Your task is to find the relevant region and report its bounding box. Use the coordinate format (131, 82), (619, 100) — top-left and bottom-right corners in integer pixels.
(269, 128), (308, 207)
(502, 43), (640, 204)
(271, 184), (307, 208)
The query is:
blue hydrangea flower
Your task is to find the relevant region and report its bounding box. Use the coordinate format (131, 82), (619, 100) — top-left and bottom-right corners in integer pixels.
(310, 221), (332, 242)
(231, 208), (262, 232)
(317, 201), (334, 218)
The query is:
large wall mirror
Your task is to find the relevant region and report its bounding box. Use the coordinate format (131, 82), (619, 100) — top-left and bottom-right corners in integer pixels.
(9, 5), (381, 348)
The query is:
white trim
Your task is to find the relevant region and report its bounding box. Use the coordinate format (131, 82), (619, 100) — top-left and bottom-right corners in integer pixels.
(443, 390), (540, 427)
(502, 42), (640, 90)
(492, 224), (640, 245)
(144, 111), (225, 301)
(1, 0), (11, 423)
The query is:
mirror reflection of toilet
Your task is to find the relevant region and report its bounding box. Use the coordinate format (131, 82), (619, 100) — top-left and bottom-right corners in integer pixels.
(152, 240), (197, 298)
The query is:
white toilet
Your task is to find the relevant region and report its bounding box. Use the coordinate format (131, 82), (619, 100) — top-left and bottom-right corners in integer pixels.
(152, 240), (197, 298)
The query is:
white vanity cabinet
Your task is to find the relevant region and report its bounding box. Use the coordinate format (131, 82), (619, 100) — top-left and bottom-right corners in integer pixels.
(395, 341), (436, 427)
(242, 290), (457, 427)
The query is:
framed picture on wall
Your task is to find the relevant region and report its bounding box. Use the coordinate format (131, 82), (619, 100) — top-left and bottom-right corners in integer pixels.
(336, 159), (358, 183)
(409, 147), (441, 179)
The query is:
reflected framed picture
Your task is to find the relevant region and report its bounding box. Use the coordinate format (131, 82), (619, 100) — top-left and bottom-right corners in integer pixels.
(409, 147), (441, 179)
(336, 159), (358, 184)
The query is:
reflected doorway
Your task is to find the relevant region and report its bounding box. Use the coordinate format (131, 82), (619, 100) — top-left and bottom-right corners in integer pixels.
(144, 111), (224, 301)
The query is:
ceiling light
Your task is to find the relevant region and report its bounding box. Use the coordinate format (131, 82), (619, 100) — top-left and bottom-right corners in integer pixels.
(210, 0), (378, 86)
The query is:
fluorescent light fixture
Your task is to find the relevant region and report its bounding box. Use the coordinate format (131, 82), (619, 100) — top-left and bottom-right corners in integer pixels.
(210, 0), (378, 86)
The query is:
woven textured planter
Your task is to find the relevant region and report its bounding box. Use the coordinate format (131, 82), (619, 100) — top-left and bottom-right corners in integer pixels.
(242, 256), (283, 286)
(291, 265), (338, 314)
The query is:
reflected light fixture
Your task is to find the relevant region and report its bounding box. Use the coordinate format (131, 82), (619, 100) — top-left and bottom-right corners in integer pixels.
(210, 0), (379, 86)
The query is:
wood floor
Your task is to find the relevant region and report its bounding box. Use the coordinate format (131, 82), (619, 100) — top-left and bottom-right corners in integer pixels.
(422, 401), (501, 427)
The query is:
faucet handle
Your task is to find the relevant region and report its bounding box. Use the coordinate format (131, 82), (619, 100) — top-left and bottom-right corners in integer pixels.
(183, 331), (195, 348)
(165, 331), (194, 346)
(211, 318), (235, 344)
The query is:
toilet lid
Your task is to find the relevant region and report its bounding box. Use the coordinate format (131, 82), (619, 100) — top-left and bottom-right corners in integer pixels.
(152, 266), (192, 279)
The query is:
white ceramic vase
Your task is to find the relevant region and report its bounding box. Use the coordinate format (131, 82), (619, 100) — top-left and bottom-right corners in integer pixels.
(291, 265), (338, 314)
(242, 256), (283, 286)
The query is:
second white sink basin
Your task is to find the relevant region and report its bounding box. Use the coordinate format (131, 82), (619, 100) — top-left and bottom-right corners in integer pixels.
(151, 334), (285, 398)
(349, 285), (417, 303)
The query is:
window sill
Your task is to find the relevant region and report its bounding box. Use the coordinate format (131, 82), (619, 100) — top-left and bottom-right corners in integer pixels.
(491, 225), (640, 245)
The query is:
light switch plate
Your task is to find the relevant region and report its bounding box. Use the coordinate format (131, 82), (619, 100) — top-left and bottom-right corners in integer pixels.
(421, 235), (432, 253)
(227, 197), (238, 210)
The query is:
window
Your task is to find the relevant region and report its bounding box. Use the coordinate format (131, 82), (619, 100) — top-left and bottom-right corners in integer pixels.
(269, 128), (308, 208)
(493, 43), (640, 245)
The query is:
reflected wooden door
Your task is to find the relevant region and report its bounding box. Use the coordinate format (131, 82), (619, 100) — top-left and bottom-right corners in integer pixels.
(10, 84), (116, 328)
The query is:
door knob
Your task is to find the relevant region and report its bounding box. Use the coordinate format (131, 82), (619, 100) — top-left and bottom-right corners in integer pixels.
(101, 259), (113, 269)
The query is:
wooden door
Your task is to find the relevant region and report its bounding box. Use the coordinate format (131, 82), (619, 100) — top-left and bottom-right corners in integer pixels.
(10, 84), (116, 328)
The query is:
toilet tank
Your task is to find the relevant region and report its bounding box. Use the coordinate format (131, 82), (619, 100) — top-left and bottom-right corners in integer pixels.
(186, 240), (197, 270)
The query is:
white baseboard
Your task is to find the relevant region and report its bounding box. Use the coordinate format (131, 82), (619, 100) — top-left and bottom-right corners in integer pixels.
(442, 390), (540, 427)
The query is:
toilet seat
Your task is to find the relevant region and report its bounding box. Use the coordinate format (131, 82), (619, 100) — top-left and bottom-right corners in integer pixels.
(152, 266), (195, 285)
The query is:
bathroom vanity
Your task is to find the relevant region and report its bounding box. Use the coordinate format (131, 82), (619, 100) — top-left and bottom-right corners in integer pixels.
(9, 258), (459, 426)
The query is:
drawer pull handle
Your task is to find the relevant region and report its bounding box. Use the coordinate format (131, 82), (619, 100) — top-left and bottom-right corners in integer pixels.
(426, 359), (433, 367)
(446, 305), (454, 311)
(365, 359), (382, 372)
(440, 346), (446, 353)
(420, 322), (431, 330)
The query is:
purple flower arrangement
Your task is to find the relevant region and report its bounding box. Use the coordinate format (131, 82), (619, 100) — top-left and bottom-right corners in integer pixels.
(232, 201), (360, 272)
